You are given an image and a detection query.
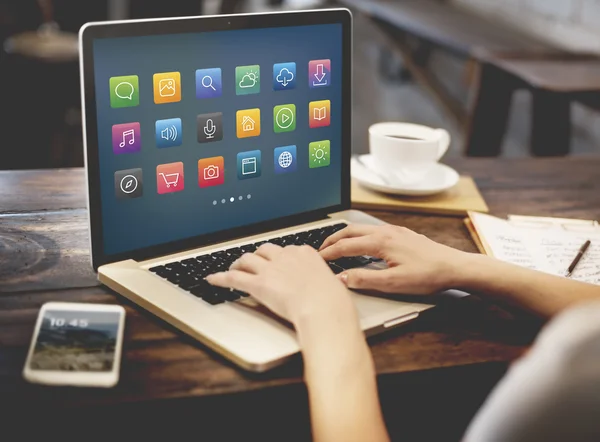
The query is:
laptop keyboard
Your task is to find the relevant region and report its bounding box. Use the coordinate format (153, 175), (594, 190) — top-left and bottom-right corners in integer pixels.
(148, 223), (379, 306)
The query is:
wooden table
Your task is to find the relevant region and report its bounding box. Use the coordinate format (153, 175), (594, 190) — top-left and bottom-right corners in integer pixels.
(467, 55), (600, 157)
(2, 158), (599, 441)
(335, 0), (559, 129)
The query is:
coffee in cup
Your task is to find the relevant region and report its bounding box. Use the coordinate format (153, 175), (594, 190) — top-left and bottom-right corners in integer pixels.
(368, 122), (450, 186)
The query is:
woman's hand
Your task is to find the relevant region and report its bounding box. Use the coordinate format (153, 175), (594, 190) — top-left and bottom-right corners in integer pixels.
(206, 243), (356, 327)
(209, 243), (389, 442)
(320, 224), (474, 295)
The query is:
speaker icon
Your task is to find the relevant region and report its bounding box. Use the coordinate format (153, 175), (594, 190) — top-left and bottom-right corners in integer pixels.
(156, 118), (182, 148)
(161, 125), (178, 142)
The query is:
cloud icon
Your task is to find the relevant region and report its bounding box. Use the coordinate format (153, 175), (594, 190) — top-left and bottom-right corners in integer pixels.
(276, 68), (294, 87)
(239, 73), (257, 89)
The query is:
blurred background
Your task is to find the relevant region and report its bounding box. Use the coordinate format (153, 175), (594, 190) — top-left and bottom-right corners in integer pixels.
(1, 0), (599, 170)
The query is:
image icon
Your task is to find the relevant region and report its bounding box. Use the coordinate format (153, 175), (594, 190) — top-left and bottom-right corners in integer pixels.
(114, 168), (143, 199)
(197, 112), (223, 143)
(196, 68), (222, 99)
(309, 140), (331, 168)
(309, 100), (331, 128)
(273, 62), (296, 91)
(155, 118), (182, 148)
(109, 75), (139, 108)
(236, 65), (260, 95)
(236, 108), (261, 138)
(153, 72), (181, 104)
(274, 145), (297, 174)
(273, 104), (296, 133)
(112, 122), (141, 154)
(198, 156), (225, 188)
(237, 150), (262, 180)
(308, 59), (331, 88)
(156, 162), (184, 194)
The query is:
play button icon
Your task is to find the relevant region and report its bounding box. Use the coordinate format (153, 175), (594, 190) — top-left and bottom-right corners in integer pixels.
(274, 104), (296, 133)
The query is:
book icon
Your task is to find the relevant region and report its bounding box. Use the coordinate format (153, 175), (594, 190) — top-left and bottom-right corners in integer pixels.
(313, 106), (327, 121)
(309, 100), (331, 128)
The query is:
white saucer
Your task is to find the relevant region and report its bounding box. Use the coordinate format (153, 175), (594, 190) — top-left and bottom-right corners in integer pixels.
(351, 154), (459, 196)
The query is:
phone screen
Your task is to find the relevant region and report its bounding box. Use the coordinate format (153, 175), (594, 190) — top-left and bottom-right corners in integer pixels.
(29, 309), (121, 372)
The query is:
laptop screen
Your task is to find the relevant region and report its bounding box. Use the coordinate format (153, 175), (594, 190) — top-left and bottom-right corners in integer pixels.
(91, 21), (344, 257)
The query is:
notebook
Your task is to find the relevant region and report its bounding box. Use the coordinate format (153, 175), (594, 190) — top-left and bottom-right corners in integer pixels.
(351, 176), (489, 216)
(466, 211), (600, 285)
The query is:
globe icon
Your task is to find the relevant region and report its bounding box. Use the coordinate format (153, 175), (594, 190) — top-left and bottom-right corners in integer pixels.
(278, 151), (293, 168)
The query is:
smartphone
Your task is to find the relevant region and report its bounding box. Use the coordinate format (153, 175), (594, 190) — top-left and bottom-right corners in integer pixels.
(23, 302), (126, 388)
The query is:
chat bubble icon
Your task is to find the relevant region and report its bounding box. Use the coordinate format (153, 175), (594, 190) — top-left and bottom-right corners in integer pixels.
(115, 82), (134, 100)
(110, 75), (139, 108)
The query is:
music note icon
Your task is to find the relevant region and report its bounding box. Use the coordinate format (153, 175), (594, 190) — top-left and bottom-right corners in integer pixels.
(119, 129), (135, 148)
(112, 122), (141, 154)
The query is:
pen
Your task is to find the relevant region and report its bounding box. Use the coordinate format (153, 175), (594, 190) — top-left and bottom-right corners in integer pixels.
(566, 240), (591, 278)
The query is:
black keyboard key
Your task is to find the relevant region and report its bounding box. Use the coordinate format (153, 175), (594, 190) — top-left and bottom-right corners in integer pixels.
(280, 234), (297, 246)
(328, 262), (345, 274)
(189, 280), (211, 294)
(199, 287), (233, 305)
(221, 290), (241, 302)
(165, 262), (185, 273)
(149, 266), (173, 279)
(268, 237), (285, 246)
(225, 247), (243, 258)
(165, 273), (183, 284)
(197, 267), (215, 278)
(241, 244), (257, 253)
(212, 250), (230, 260)
(333, 256), (372, 270)
(189, 281), (226, 305)
(232, 290), (249, 298)
(331, 223), (348, 233)
(178, 276), (202, 291)
(201, 293), (226, 305)
(295, 231), (309, 242)
(354, 256), (373, 266)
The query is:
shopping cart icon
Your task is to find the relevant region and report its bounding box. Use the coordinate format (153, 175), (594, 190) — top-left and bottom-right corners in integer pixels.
(159, 172), (179, 188)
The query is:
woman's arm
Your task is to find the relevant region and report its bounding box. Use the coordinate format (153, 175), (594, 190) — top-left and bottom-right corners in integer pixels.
(207, 244), (389, 442)
(320, 224), (600, 319)
(298, 307), (389, 442)
(455, 254), (600, 318)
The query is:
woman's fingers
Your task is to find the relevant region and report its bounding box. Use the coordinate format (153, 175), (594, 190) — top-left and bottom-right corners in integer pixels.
(319, 235), (382, 261)
(229, 252), (268, 274)
(207, 270), (258, 293)
(255, 243), (283, 260)
(339, 268), (398, 293)
(320, 224), (380, 250)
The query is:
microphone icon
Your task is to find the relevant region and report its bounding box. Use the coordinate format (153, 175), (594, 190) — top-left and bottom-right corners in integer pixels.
(204, 118), (217, 139)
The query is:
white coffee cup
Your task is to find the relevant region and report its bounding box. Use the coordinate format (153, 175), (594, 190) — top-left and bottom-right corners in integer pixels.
(369, 122), (450, 186)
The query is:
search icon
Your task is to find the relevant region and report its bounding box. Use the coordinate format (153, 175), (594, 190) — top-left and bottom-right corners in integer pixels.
(196, 68), (222, 98)
(202, 75), (216, 91)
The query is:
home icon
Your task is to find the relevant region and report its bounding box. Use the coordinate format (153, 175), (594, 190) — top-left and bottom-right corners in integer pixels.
(237, 108), (261, 138)
(242, 116), (256, 132)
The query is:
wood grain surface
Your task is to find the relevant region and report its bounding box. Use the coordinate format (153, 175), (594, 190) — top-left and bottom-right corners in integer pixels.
(1, 158), (598, 439)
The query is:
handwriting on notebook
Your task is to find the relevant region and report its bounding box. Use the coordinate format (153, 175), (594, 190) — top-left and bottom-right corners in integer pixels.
(485, 231), (539, 271)
(468, 212), (600, 285)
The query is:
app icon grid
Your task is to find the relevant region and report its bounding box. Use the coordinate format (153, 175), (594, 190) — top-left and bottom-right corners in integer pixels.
(110, 59), (333, 197)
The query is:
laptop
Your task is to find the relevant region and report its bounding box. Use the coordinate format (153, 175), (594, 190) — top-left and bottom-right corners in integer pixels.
(79, 8), (433, 372)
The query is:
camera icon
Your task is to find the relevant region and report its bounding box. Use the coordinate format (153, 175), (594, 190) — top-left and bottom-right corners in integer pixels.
(204, 165), (220, 180)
